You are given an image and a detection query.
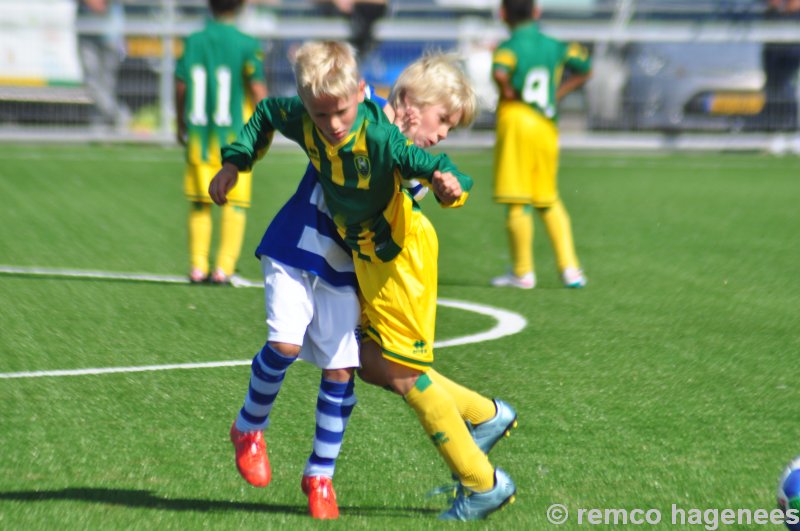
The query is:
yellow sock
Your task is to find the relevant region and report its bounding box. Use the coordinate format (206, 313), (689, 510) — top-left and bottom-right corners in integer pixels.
(539, 199), (579, 271)
(404, 374), (495, 491)
(215, 204), (247, 276)
(507, 204), (533, 278)
(426, 369), (496, 426)
(188, 202), (212, 273)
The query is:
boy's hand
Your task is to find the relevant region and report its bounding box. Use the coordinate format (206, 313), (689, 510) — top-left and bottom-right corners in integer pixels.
(431, 170), (462, 205)
(209, 163), (240, 205)
(402, 106), (421, 133)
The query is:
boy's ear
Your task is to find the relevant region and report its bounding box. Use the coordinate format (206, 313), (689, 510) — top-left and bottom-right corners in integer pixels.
(534, 6), (541, 20)
(357, 80), (366, 102)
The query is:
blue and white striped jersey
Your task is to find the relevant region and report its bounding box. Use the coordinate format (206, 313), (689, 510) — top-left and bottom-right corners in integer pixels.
(255, 86), (394, 288)
(256, 163), (357, 288)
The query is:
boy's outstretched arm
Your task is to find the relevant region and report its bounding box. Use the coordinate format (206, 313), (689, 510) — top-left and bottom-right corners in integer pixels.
(387, 126), (473, 207)
(221, 100), (276, 173)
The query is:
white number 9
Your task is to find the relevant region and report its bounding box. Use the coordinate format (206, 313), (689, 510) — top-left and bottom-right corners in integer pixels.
(521, 68), (554, 118)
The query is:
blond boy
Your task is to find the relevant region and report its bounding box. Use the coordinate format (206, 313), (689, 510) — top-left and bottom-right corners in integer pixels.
(211, 42), (516, 521)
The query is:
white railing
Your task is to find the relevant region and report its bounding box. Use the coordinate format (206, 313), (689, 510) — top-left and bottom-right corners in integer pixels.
(0, 0), (798, 152)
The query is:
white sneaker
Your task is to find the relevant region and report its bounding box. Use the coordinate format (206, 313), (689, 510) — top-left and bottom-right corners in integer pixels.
(491, 272), (535, 289)
(562, 268), (587, 288)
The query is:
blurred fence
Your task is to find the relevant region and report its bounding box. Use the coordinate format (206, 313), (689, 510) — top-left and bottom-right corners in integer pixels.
(1, 0), (799, 152)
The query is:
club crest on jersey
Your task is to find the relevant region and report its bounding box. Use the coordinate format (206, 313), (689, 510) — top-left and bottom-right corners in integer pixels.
(354, 155), (371, 178)
(308, 146), (320, 163)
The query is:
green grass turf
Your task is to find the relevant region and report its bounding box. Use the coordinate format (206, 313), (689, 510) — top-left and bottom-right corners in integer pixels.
(0, 145), (798, 529)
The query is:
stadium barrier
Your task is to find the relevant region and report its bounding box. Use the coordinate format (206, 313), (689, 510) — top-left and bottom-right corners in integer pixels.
(0, 0), (798, 153)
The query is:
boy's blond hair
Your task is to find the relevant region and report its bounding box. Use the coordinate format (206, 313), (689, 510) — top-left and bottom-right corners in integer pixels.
(293, 41), (361, 101)
(389, 53), (478, 128)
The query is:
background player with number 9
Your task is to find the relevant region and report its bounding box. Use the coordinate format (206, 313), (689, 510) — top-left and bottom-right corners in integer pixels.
(490, 0), (592, 290)
(175, 0), (268, 284)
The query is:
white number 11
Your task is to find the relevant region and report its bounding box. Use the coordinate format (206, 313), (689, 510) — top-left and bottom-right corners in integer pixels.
(189, 65), (233, 127)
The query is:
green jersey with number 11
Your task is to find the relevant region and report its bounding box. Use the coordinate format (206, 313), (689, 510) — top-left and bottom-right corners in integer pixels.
(176, 18), (265, 166)
(492, 21), (591, 122)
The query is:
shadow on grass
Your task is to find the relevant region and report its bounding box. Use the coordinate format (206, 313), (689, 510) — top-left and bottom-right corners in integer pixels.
(0, 487), (439, 518)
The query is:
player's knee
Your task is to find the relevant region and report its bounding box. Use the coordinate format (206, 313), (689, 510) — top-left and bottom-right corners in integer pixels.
(268, 341), (301, 358)
(323, 367), (355, 382)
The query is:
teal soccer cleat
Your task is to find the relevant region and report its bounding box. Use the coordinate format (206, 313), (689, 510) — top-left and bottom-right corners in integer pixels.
(439, 468), (516, 521)
(469, 399), (518, 455)
(432, 400), (518, 498)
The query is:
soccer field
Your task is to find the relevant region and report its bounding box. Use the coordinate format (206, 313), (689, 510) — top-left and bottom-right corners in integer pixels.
(0, 144), (798, 529)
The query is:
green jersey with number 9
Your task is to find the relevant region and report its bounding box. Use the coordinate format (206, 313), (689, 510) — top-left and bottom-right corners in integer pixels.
(492, 21), (591, 122)
(176, 18), (265, 166)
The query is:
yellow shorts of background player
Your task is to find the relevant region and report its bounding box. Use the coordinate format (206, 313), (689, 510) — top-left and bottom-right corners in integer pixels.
(493, 100), (559, 208)
(356, 210), (438, 371)
(184, 162), (253, 208)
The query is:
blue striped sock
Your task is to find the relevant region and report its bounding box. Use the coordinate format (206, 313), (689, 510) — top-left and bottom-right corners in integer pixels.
(235, 343), (296, 432)
(304, 377), (356, 478)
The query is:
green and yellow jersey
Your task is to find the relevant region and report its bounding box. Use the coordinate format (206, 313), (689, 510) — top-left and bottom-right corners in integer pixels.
(222, 97), (472, 262)
(492, 21), (591, 122)
(175, 18), (265, 166)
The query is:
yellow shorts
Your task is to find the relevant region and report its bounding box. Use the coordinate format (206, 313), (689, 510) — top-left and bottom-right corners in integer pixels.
(356, 210), (438, 371)
(493, 101), (560, 207)
(184, 163), (252, 208)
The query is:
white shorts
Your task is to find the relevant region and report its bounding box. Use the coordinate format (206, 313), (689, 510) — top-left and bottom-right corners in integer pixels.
(262, 256), (360, 370)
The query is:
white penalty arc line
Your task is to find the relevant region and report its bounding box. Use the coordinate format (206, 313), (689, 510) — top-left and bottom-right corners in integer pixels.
(434, 298), (526, 349)
(0, 266), (527, 379)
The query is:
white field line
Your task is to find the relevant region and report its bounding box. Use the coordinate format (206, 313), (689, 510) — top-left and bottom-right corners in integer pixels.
(0, 265), (263, 288)
(0, 265), (527, 379)
(435, 298), (526, 348)
(0, 361), (252, 380)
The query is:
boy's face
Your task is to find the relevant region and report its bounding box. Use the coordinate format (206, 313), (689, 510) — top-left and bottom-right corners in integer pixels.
(402, 103), (464, 148)
(302, 80), (366, 145)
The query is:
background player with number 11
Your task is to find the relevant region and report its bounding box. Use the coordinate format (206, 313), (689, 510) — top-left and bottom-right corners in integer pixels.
(175, 0), (268, 285)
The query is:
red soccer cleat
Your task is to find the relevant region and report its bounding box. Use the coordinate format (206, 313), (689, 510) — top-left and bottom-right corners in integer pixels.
(229, 422), (271, 487)
(301, 475), (339, 519)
